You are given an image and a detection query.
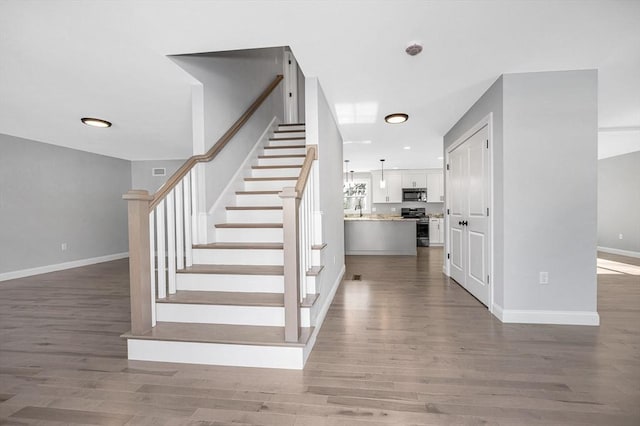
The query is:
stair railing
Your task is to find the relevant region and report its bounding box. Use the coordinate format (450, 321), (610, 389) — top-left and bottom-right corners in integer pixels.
(279, 145), (317, 342)
(123, 75), (283, 335)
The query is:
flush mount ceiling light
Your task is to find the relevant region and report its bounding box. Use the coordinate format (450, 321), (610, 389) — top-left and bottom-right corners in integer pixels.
(405, 41), (423, 56)
(81, 117), (112, 128)
(384, 113), (408, 124)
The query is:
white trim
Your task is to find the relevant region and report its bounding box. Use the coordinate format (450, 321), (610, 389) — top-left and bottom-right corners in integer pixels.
(0, 252), (129, 282)
(303, 263), (345, 365)
(495, 307), (600, 326)
(128, 339), (304, 369)
(597, 246), (640, 259)
(492, 303), (504, 321)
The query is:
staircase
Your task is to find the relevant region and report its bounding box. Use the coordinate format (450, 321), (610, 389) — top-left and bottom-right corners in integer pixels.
(123, 122), (327, 369)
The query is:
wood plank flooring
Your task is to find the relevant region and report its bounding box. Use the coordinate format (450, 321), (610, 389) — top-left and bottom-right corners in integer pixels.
(1, 248), (639, 425)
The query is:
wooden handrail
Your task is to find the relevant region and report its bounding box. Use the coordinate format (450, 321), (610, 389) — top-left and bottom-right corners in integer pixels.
(149, 74), (284, 211)
(294, 145), (318, 197)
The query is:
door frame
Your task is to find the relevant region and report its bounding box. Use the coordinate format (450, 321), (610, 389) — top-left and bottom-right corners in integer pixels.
(444, 113), (494, 313)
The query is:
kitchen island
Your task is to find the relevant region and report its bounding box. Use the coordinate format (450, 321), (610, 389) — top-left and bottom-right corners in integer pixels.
(344, 216), (417, 255)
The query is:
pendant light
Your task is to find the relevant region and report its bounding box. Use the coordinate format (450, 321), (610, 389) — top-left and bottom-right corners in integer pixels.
(379, 159), (386, 189)
(344, 160), (350, 187)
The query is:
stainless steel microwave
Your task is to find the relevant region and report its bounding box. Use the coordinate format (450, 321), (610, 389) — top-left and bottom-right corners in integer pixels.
(402, 188), (427, 202)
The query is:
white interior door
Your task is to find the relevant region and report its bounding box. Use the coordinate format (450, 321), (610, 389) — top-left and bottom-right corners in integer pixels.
(283, 51), (298, 124)
(447, 125), (490, 306)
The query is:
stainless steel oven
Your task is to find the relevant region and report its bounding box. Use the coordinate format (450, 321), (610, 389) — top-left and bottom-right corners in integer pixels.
(401, 208), (429, 246)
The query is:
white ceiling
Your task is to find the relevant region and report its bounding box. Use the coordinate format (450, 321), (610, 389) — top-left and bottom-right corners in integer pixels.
(1, 1), (639, 170)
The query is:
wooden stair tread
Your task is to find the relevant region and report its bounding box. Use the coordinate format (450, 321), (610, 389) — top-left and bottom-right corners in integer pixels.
(235, 190), (280, 195)
(252, 165), (301, 169)
(264, 145), (307, 149)
(123, 322), (312, 347)
(193, 242), (283, 250)
(312, 243), (327, 250)
(158, 291), (284, 307)
(268, 137), (306, 141)
(244, 176), (297, 181)
(274, 129), (305, 133)
(215, 223), (282, 228)
(226, 206), (283, 210)
(258, 154), (306, 158)
(307, 265), (324, 276)
(301, 293), (319, 308)
(279, 123), (305, 127)
(178, 264), (284, 275)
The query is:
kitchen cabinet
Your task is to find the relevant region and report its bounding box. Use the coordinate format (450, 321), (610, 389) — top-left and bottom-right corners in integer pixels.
(401, 171), (427, 189)
(371, 171), (402, 203)
(426, 172), (444, 203)
(429, 218), (444, 244)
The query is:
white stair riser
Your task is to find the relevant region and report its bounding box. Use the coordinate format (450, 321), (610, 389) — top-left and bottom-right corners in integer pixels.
(277, 125), (305, 132)
(193, 248), (283, 265)
(268, 139), (306, 147)
(176, 273), (284, 293)
(216, 228), (283, 243)
(127, 339), (304, 369)
(226, 209), (283, 223)
(244, 180), (296, 191)
(312, 250), (321, 266)
(306, 276), (317, 294)
(271, 131), (305, 139)
(235, 194), (282, 206)
(264, 147), (306, 156)
(156, 303), (311, 327)
(258, 157), (305, 166)
(251, 167), (301, 178)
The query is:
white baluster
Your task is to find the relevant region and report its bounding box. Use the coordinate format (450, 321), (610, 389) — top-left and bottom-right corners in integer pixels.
(167, 190), (176, 295)
(149, 211), (156, 326)
(191, 164), (199, 244)
(156, 200), (166, 299)
(184, 173), (193, 267)
(175, 182), (184, 270)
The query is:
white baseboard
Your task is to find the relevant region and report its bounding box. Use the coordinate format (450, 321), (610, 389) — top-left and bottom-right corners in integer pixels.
(597, 246), (640, 259)
(303, 263), (345, 365)
(492, 304), (599, 326)
(0, 252), (129, 282)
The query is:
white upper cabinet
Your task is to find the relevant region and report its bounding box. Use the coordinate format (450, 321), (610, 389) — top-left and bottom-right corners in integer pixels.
(401, 171), (427, 188)
(371, 171), (402, 203)
(426, 172), (444, 203)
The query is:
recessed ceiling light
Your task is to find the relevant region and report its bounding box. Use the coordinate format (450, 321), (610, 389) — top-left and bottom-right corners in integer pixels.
(392, 166), (399, 169)
(403, 146), (411, 150)
(437, 156), (444, 160)
(385, 113), (408, 124)
(81, 117), (112, 128)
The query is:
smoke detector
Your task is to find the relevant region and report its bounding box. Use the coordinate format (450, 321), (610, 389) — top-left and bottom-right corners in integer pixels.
(405, 42), (423, 56)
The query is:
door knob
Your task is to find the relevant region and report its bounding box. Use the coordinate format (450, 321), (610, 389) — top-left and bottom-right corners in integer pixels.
(462, 220), (468, 226)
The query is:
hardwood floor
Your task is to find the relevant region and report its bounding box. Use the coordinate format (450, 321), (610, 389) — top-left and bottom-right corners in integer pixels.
(1, 248), (639, 425)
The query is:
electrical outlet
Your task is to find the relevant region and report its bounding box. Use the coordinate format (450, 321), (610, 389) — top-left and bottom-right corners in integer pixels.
(391, 207), (396, 212)
(539, 272), (549, 285)
(619, 233), (624, 240)
(372, 207), (377, 212)
(61, 243), (67, 251)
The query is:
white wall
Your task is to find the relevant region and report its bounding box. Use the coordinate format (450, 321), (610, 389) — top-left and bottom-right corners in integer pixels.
(131, 159), (185, 193)
(444, 70), (599, 324)
(598, 151), (640, 255)
(0, 134), (130, 278)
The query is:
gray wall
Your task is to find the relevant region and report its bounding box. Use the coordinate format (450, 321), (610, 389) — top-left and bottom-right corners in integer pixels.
(444, 76), (504, 307)
(0, 133), (131, 274)
(171, 48), (285, 211)
(598, 151), (640, 253)
(131, 159), (185, 193)
(444, 70), (598, 315)
(312, 78), (345, 305)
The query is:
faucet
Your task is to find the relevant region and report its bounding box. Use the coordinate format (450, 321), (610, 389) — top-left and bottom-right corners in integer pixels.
(356, 199), (363, 217)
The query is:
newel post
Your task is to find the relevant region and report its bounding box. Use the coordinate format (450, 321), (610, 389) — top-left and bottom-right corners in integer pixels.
(123, 190), (154, 335)
(279, 186), (301, 342)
